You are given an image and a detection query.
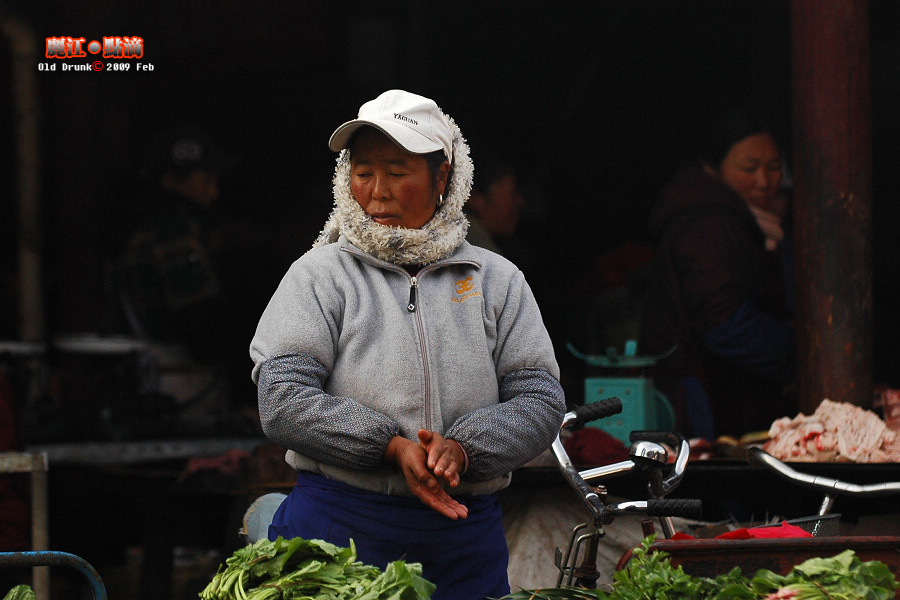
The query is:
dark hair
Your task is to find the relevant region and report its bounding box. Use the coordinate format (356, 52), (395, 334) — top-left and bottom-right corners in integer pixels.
(698, 107), (778, 169)
(423, 149), (453, 200)
(471, 151), (516, 196)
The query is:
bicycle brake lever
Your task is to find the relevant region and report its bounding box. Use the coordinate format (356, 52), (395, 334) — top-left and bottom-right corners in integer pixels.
(659, 437), (690, 495)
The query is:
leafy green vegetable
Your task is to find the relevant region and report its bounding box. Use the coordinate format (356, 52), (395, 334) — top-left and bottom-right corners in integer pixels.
(495, 536), (899, 600)
(2, 585), (34, 600)
(750, 549), (899, 600)
(604, 536), (700, 599)
(200, 536), (434, 600)
(692, 567), (758, 600)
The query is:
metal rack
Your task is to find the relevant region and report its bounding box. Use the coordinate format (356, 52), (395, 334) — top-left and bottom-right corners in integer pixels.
(0, 452), (108, 600)
(0, 551), (107, 600)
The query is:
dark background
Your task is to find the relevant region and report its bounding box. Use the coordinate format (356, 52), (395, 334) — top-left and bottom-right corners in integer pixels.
(2, 0), (900, 407)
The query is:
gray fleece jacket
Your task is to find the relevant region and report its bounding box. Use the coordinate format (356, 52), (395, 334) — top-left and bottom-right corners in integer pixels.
(250, 105), (564, 497)
(250, 236), (565, 496)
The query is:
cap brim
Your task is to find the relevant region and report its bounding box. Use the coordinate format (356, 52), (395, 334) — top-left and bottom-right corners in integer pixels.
(328, 119), (443, 156)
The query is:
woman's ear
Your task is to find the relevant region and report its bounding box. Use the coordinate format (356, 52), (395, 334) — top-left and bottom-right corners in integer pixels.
(438, 161), (451, 195)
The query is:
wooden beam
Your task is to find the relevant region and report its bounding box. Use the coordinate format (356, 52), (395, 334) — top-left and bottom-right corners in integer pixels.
(791, 0), (873, 410)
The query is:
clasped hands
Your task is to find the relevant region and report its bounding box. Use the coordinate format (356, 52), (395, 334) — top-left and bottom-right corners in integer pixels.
(384, 429), (469, 520)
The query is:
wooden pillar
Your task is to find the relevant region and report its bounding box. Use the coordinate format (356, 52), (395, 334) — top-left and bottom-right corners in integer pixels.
(791, 0), (873, 411)
(2, 16), (44, 343)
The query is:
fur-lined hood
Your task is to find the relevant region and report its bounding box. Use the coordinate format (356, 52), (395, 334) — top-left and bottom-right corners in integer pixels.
(311, 114), (473, 266)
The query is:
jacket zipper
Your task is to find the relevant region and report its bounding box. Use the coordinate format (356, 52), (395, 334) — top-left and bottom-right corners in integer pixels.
(408, 274), (431, 430)
(338, 246), (481, 432)
(407, 276), (418, 312)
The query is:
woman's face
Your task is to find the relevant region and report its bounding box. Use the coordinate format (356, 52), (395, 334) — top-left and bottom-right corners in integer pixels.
(350, 128), (449, 229)
(716, 132), (783, 212)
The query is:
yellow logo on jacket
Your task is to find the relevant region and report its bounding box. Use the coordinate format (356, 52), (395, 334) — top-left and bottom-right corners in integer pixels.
(453, 276), (482, 303)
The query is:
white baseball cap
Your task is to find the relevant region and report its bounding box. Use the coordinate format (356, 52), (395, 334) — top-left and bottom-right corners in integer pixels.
(328, 89), (453, 163)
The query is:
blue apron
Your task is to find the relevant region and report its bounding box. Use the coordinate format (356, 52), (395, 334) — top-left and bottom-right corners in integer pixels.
(269, 470), (510, 600)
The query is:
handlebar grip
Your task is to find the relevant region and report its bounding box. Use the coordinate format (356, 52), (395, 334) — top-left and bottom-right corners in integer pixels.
(629, 430), (679, 445)
(573, 398), (622, 426)
(646, 498), (703, 519)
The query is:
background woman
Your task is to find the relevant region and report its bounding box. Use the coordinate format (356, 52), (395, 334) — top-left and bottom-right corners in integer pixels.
(640, 107), (796, 440)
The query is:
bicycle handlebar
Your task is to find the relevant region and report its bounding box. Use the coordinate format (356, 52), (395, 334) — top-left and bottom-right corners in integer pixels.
(747, 447), (900, 497)
(600, 498), (703, 522)
(551, 397), (703, 587)
(561, 397), (623, 430)
(552, 398), (701, 524)
(552, 401), (624, 517)
(647, 498), (703, 518)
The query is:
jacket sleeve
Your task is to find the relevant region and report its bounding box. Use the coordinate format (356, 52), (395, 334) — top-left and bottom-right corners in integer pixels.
(445, 266), (566, 481)
(250, 253), (400, 469)
(445, 367), (565, 481)
(256, 352), (400, 469)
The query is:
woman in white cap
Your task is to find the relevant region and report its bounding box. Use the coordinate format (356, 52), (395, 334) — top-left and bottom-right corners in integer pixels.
(249, 90), (565, 599)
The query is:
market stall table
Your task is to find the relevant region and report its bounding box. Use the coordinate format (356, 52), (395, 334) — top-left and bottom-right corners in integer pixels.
(25, 437), (268, 600)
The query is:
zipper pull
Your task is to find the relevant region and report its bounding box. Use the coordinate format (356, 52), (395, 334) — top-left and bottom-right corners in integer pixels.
(407, 276), (418, 312)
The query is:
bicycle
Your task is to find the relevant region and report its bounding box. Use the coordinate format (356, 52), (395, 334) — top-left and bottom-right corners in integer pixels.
(548, 397), (703, 589)
(624, 447), (900, 584)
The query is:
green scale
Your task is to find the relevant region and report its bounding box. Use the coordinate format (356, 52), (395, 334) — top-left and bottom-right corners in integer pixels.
(567, 341), (675, 445)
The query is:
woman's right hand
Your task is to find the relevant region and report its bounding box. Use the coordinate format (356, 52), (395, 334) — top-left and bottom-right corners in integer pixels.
(384, 436), (469, 520)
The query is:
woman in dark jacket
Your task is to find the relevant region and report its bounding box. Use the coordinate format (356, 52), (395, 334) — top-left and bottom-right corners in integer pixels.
(640, 109), (795, 439)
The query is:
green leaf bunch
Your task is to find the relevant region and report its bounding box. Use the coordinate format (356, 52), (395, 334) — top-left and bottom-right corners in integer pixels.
(1, 585), (34, 600)
(748, 549), (899, 600)
(199, 537), (434, 600)
(604, 536), (701, 599)
(495, 536), (899, 600)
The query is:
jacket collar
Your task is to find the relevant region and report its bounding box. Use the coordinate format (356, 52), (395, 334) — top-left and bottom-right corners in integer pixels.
(339, 235), (483, 272)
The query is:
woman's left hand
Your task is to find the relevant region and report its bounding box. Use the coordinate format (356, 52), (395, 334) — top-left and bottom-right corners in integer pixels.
(385, 435), (469, 520)
(417, 429), (465, 488)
